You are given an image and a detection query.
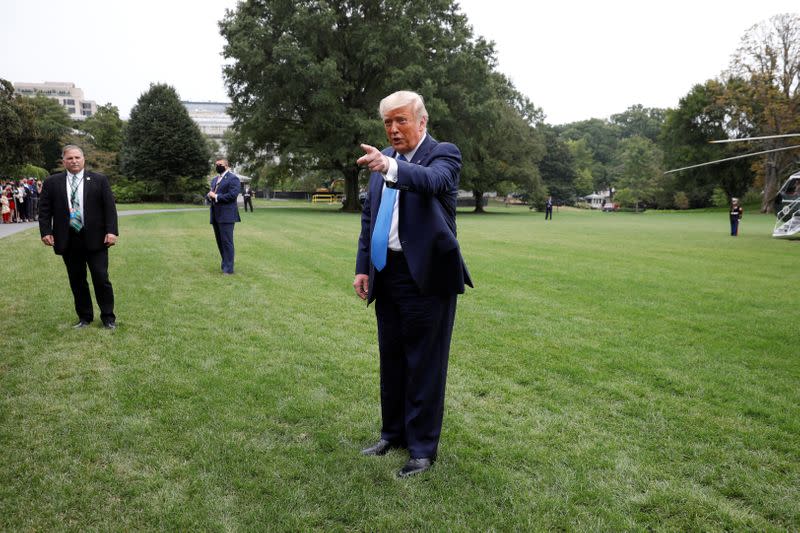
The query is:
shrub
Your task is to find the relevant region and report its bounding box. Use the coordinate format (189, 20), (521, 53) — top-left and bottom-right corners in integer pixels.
(711, 188), (729, 207)
(742, 188), (762, 206)
(673, 191), (690, 210)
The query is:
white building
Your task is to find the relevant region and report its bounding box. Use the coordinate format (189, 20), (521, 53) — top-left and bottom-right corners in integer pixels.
(14, 81), (97, 120)
(182, 101), (233, 138)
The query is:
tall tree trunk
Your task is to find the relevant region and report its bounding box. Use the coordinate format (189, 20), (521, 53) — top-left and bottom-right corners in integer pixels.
(472, 190), (485, 213)
(761, 152), (779, 213)
(342, 166), (361, 213)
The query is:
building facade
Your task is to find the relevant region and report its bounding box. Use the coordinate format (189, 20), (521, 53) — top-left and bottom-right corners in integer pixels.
(182, 101), (233, 138)
(14, 81), (97, 120)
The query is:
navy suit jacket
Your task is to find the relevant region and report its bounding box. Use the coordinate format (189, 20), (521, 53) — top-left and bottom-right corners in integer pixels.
(356, 135), (472, 303)
(39, 171), (118, 255)
(209, 172), (241, 224)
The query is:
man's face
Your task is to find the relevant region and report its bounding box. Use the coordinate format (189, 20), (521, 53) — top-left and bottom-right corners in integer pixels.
(63, 149), (85, 174)
(383, 104), (426, 154)
(215, 160), (228, 171)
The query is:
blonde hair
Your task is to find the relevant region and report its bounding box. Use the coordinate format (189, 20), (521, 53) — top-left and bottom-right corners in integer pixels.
(379, 91), (428, 122)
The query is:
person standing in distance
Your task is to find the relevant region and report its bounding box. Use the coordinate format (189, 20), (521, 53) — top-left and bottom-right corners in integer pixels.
(545, 196), (553, 220)
(729, 197), (743, 236)
(208, 158), (241, 274)
(243, 184), (254, 212)
(39, 145), (118, 329)
(354, 90), (472, 478)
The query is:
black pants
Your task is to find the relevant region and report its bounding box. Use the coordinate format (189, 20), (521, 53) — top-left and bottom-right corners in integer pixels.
(374, 251), (457, 459)
(545, 206), (552, 219)
(63, 230), (115, 324)
(730, 217), (739, 236)
(244, 197), (253, 212)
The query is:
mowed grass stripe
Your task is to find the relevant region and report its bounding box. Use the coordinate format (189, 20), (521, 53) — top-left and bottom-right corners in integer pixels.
(0, 206), (797, 530)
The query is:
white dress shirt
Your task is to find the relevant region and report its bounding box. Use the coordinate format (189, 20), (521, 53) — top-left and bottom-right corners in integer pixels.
(382, 132), (426, 251)
(66, 169), (85, 213)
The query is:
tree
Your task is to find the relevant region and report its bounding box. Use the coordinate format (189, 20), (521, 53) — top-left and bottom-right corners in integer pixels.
(119, 84), (211, 200)
(220, 0), (495, 212)
(660, 80), (754, 207)
(21, 93), (72, 172)
(557, 118), (620, 193)
(0, 78), (40, 173)
(610, 104), (666, 143)
(729, 13), (800, 212)
(612, 135), (663, 212)
(439, 59), (545, 212)
(82, 104), (124, 152)
(538, 125), (576, 204)
(566, 138), (595, 197)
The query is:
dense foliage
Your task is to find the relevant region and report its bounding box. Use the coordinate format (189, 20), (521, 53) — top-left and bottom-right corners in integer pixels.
(0, 79), (40, 174)
(119, 84), (211, 202)
(219, 0), (545, 211)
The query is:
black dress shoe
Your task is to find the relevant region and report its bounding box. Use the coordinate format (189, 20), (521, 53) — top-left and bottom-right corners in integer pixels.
(361, 439), (400, 456)
(103, 321), (117, 330)
(72, 320), (91, 329)
(397, 457), (433, 478)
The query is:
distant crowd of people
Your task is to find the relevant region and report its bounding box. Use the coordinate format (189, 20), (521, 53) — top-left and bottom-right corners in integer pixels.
(1, 178), (41, 224)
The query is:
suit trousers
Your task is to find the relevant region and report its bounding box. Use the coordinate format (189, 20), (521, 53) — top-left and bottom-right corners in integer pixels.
(63, 229), (115, 324)
(730, 217), (739, 236)
(212, 221), (235, 273)
(374, 250), (457, 459)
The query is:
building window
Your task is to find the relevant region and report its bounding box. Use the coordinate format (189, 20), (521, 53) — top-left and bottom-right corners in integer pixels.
(67, 107), (76, 114)
(81, 102), (92, 109)
(82, 110), (93, 117)
(65, 99), (75, 105)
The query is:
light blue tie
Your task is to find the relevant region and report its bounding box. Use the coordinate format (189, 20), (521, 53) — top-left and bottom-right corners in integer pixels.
(370, 154), (405, 271)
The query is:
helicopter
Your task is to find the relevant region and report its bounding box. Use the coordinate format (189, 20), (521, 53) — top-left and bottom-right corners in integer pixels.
(665, 133), (800, 239)
(772, 171), (800, 239)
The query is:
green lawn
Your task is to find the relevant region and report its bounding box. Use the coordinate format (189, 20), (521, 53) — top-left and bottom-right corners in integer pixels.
(1, 206), (797, 530)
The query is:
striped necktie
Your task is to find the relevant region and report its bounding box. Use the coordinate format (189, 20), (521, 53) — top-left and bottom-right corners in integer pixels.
(69, 174), (83, 232)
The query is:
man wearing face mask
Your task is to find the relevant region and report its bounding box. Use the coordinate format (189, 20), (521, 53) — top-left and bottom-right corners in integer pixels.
(207, 158), (241, 275)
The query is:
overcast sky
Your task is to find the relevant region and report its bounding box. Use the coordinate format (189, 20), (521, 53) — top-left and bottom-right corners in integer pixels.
(3, 0), (798, 125)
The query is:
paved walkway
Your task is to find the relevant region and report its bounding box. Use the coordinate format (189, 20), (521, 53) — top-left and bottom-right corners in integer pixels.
(0, 208), (205, 240)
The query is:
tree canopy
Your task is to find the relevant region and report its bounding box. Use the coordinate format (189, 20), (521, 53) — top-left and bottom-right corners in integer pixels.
(727, 13), (800, 211)
(0, 78), (40, 174)
(119, 84), (211, 200)
(82, 104), (124, 153)
(613, 136), (663, 211)
(538, 125), (576, 204)
(21, 93), (72, 173)
(220, 0), (542, 212)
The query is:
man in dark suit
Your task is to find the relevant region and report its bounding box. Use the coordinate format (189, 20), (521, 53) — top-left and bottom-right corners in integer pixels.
(39, 145), (119, 329)
(354, 90), (472, 478)
(207, 158), (241, 275)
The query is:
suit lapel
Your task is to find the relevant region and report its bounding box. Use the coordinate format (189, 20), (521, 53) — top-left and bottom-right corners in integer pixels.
(410, 135), (436, 164)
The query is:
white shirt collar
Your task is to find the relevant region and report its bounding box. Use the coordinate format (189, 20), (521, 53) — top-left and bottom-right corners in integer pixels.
(69, 169), (85, 180)
(398, 132), (426, 162)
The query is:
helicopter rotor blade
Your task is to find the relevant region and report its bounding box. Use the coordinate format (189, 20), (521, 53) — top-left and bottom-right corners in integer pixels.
(709, 133), (800, 143)
(664, 145), (800, 174)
